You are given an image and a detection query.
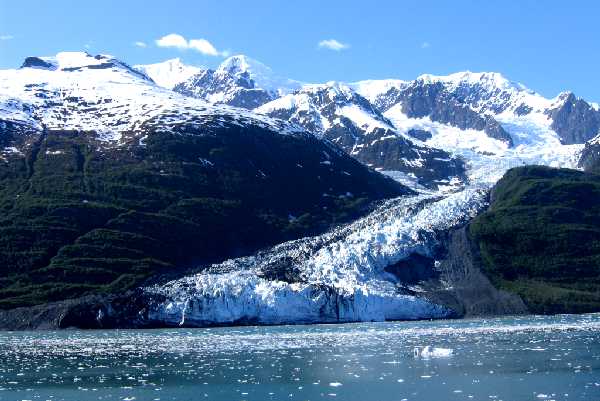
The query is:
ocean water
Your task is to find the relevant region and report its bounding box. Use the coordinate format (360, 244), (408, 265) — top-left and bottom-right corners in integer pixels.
(0, 314), (599, 401)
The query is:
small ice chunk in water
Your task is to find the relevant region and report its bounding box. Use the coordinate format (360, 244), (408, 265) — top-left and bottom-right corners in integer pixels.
(413, 346), (454, 358)
(329, 382), (343, 387)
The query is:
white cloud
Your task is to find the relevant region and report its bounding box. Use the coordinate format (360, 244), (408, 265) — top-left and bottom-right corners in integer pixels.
(0, 35), (14, 40)
(155, 33), (225, 56)
(156, 33), (188, 49)
(318, 39), (349, 51)
(421, 41), (431, 49)
(134, 41), (147, 48)
(188, 39), (219, 56)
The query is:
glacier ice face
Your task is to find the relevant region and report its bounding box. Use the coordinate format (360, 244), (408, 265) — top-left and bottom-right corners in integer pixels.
(144, 189), (489, 326)
(147, 272), (451, 326)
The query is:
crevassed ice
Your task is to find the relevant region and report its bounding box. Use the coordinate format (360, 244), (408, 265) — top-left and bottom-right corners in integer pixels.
(146, 188), (489, 326)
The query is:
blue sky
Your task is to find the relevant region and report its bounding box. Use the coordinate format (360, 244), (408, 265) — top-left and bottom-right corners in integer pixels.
(1, 0), (598, 101)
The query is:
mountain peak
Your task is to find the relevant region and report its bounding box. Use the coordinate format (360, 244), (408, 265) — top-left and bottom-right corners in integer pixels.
(17, 52), (152, 84)
(134, 58), (204, 89)
(216, 54), (302, 95)
(416, 71), (526, 91)
(21, 51), (103, 71)
(217, 54), (267, 75)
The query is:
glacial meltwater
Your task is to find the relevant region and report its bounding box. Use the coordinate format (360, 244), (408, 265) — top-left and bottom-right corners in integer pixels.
(1, 314), (599, 401)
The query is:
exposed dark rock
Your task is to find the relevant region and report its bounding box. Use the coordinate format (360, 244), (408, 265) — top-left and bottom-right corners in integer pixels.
(514, 103), (533, 116)
(350, 128), (467, 188)
(579, 137), (600, 172)
(406, 129), (432, 141)
(174, 69), (274, 109)
(547, 93), (600, 144)
(384, 253), (438, 285)
(258, 85), (467, 189)
(373, 81), (514, 146)
(20, 57), (57, 70)
(0, 291), (168, 330)
(424, 226), (528, 317)
(402, 82), (513, 145)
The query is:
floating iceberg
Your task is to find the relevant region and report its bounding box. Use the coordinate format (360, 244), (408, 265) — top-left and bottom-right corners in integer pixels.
(413, 346), (454, 358)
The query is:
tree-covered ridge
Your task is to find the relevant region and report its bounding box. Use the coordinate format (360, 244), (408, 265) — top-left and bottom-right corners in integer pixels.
(0, 122), (407, 309)
(470, 165), (600, 314)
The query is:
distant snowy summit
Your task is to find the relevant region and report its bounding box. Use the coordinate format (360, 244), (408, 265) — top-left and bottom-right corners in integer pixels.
(135, 54), (302, 96)
(147, 54), (600, 148)
(134, 58), (204, 89)
(216, 55), (302, 95)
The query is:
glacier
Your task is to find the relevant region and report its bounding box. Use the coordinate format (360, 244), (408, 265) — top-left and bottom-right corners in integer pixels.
(144, 93), (583, 326)
(145, 188), (490, 326)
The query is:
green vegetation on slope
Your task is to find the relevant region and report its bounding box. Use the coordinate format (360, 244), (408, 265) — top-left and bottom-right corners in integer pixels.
(0, 123), (405, 309)
(470, 165), (600, 314)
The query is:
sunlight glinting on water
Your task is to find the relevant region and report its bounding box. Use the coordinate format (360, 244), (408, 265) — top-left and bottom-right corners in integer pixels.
(1, 314), (599, 401)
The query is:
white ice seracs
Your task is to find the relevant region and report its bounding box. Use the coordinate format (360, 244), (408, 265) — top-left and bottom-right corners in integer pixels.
(148, 271), (451, 326)
(146, 188), (490, 326)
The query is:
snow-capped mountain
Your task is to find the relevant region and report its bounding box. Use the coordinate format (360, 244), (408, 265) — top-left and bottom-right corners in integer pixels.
(174, 66), (274, 109)
(216, 55), (302, 95)
(160, 56), (599, 189)
(97, 56), (586, 327)
(352, 72), (545, 117)
(579, 132), (600, 172)
(0, 52), (412, 319)
(546, 92), (600, 144)
(173, 55), (302, 109)
(134, 58), (204, 89)
(255, 82), (466, 188)
(0, 52), (306, 144)
(353, 71), (600, 146)
(353, 74), (514, 146)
